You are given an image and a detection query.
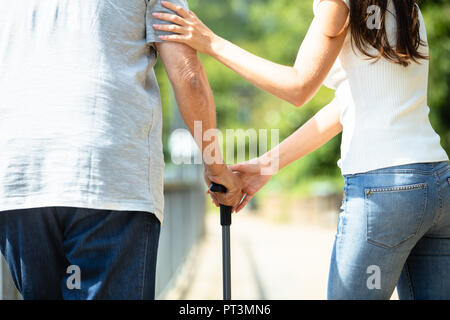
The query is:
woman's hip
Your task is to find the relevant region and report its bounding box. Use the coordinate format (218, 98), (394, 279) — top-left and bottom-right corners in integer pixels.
(339, 161), (450, 249)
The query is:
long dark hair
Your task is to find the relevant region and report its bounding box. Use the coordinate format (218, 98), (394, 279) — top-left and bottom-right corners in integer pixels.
(348, 0), (429, 66)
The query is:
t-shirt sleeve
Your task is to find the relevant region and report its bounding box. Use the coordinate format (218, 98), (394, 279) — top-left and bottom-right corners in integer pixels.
(145, 0), (189, 44)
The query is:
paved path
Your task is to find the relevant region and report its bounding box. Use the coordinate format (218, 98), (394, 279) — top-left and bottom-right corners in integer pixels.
(165, 211), (398, 300)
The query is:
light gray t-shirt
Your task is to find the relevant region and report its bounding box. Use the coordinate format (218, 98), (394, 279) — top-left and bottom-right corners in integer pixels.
(0, 0), (188, 223)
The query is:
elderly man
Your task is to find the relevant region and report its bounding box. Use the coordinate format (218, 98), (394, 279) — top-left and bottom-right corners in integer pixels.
(0, 0), (241, 299)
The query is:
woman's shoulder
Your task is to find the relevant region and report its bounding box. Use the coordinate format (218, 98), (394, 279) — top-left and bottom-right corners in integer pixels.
(313, 0), (350, 15)
(313, 0), (350, 38)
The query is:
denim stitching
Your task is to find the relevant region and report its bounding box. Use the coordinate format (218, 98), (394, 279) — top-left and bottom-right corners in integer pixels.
(348, 170), (433, 178)
(437, 167), (450, 177)
(338, 214), (344, 242)
(139, 215), (151, 299)
(366, 183), (427, 194)
(365, 184), (428, 249)
(429, 169), (448, 230)
(435, 171), (443, 227)
(436, 162), (450, 176)
(403, 261), (415, 299)
(338, 181), (348, 243)
(416, 186), (428, 240)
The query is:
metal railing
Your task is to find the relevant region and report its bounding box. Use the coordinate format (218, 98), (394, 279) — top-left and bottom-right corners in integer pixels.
(155, 163), (206, 298)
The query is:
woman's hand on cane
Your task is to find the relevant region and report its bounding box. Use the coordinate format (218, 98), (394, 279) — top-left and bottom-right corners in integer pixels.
(228, 160), (273, 213)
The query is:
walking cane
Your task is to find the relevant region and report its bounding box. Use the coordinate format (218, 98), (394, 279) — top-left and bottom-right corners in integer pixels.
(209, 183), (232, 300)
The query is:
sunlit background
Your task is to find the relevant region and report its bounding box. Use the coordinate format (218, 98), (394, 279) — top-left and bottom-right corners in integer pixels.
(1, 0), (448, 300)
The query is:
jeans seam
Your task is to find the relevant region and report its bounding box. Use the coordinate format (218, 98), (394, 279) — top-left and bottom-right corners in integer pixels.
(366, 183), (427, 194)
(430, 172), (445, 229)
(436, 162), (450, 176)
(403, 261), (415, 299)
(338, 214), (344, 242)
(139, 215), (151, 300)
(348, 170), (433, 177)
(338, 183), (348, 242)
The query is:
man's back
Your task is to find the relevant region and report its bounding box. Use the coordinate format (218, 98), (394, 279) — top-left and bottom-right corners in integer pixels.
(0, 0), (243, 300)
(0, 0), (170, 221)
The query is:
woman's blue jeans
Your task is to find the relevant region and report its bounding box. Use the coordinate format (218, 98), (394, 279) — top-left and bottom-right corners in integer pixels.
(0, 207), (160, 300)
(328, 161), (450, 299)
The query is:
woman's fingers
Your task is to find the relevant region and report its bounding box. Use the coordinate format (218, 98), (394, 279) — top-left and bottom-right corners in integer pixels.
(234, 193), (248, 213)
(153, 6), (214, 55)
(152, 12), (188, 26)
(236, 194), (252, 213)
(161, 1), (191, 19)
(158, 34), (189, 42)
(153, 24), (186, 35)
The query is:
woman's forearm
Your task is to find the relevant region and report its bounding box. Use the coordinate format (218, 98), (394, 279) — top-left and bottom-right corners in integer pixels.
(260, 98), (343, 175)
(210, 36), (304, 106)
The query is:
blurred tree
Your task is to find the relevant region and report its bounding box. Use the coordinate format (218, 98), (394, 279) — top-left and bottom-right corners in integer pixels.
(421, 0), (450, 153)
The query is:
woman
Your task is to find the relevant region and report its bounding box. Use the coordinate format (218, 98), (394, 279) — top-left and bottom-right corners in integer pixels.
(153, 0), (450, 299)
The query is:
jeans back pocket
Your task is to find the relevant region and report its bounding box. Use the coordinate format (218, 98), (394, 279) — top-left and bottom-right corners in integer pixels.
(365, 182), (427, 249)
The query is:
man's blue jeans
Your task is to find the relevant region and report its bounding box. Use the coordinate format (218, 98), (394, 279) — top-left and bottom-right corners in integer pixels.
(328, 161), (450, 299)
(0, 207), (161, 300)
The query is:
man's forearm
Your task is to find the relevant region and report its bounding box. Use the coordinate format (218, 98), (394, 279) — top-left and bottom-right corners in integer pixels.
(174, 59), (225, 169)
(157, 42), (225, 172)
(156, 41), (243, 207)
(168, 54), (214, 134)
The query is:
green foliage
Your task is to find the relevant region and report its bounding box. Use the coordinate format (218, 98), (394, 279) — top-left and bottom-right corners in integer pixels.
(422, 1), (450, 153)
(155, 0), (449, 193)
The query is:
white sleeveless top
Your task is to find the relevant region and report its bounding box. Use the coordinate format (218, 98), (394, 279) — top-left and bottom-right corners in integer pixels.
(313, 0), (448, 174)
